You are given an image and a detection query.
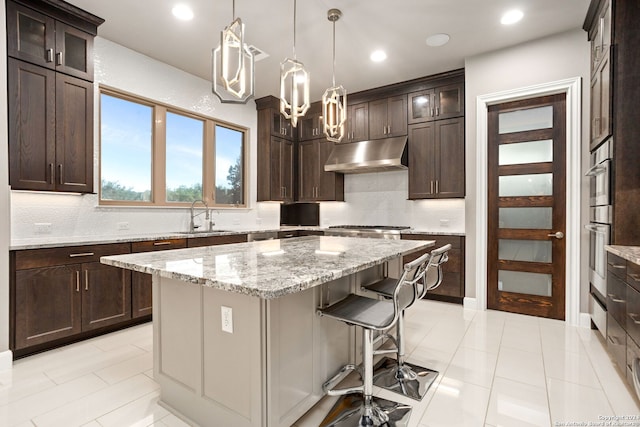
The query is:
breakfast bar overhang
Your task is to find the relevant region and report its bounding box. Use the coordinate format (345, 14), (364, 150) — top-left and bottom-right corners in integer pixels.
(101, 235), (434, 427)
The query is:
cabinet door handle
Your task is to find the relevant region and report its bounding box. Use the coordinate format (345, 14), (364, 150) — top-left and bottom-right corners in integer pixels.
(69, 252), (95, 258)
(388, 125), (391, 134)
(46, 48), (54, 63)
(629, 313), (640, 325)
(49, 163), (54, 184)
(430, 180), (434, 194)
(608, 335), (623, 345)
(58, 164), (63, 185)
(56, 51), (63, 66)
(608, 293), (626, 303)
(609, 263), (626, 269)
(85, 270), (89, 291)
(75, 271), (80, 292)
(435, 180), (439, 193)
(431, 108), (434, 117)
(629, 273), (640, 282)
(153, 241), (172, 246)
(436, 106), (440, 116)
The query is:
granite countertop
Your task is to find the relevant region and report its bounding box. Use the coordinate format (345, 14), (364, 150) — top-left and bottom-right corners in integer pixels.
(605, 245), (640, 265)
(10, 226), (464, 250)
(101, 235), (435, 299)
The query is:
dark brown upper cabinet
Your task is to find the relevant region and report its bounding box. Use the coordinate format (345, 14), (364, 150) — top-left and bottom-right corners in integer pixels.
(588, 0), (611, 76)
(408, 82), (464, 124)
(368, 95), (407, 139)
(9, 58), (94, 193)
(298, 112), (323, 141)
(7, 0), (102, 82)
(345, 102), (369, 143)
(271, 110), (294, 141)
(408, 118), (465, 199)
(298, 138), (344, 202)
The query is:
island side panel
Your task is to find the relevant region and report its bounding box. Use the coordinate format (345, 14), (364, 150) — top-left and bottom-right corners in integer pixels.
(153, 276), (264, 427)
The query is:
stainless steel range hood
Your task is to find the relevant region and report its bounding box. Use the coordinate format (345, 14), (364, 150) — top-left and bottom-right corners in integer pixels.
(324, 136), (408, 174)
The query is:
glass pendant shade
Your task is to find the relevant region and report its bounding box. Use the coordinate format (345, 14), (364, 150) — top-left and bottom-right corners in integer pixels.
(280, 58), (310, 128)
(322, 85), (346, 142)
(212, 16), (254, 103)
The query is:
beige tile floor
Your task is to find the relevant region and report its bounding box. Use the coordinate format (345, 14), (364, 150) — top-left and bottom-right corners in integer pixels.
(1, 300), (638, 426)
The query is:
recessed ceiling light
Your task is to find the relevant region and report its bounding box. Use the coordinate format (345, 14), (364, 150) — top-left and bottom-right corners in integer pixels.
(172, 4), (194, 21)
(370, 50), (387, 62)
(501, 9), (524, 25)
(426, 33), (450, 47)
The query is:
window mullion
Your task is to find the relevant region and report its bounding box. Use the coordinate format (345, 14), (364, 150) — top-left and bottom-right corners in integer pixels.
(203, 120), (215, 205)
(154, 106), (167, 205)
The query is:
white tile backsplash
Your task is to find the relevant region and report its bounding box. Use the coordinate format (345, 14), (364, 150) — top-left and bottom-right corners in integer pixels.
(321, 171), (465, 232)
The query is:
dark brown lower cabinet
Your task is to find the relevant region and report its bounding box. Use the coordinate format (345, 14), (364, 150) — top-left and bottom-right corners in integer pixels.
(131, 238), (187, 319)
(12, 242), (133, 355)
(401, 234), (465, 303)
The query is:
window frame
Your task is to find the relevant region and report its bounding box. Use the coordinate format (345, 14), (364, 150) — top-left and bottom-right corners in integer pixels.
(98, 86), (249, 208)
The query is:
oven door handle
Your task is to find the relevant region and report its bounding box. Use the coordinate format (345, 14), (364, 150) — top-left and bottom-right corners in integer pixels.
(584, 224), (607, 234)
(585, 160), (609, 176)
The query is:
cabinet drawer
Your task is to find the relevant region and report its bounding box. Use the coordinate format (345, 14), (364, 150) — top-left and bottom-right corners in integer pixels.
(607, 314), (627, 372)
(627, 284), (640, 346)
(402, 234), (461, 249)
(131, 239), (187, 253)
(14, 243), (131, 270)
(608, 253), (627, 279)
(607, 272), (627, 328)
(627, 334), (640, 388)
(187, 234), (247, 248)
(627, 261), (640, 293)
(278, 231), (299, 239)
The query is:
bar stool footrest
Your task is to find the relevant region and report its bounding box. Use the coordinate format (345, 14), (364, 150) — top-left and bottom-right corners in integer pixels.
(323, 364), (363, 396)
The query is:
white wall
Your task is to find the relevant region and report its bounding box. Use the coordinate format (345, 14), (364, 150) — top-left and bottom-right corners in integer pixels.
(464, 29), (591, 311)
(320, 171), (465, 232)
(10, 37), (280, 241)
(0, 0), (11, 369)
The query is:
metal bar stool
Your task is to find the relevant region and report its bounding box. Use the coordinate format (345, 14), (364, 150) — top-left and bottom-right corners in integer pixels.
(362, 244), (451, 401)
(317, 251), (433, 427)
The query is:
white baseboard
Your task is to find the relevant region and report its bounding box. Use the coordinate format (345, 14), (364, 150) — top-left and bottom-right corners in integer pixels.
(463, 297), (478, 311)
(0, 349), (13, 372)
(579, 312), (592, 329)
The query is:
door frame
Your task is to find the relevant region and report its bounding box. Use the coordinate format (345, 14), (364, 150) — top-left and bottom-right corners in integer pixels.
(473, 77), (582, 325)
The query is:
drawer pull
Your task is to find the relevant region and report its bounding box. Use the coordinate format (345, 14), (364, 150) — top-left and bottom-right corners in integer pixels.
(153, 242), (172, 246)
(608, 294), (626, 303)
(608, 335), (623, 345)
(283, 234), (294, 238)
(609, 263), (626, 269)
(629, 313), (640, 325)
(629, 274), (640, 282)
(69, 252), (94, 258)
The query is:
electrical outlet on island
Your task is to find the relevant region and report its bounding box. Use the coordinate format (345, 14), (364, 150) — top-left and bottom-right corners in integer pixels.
(221, 306), (233, 334)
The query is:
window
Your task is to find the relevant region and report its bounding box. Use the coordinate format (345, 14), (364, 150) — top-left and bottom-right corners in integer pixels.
(99, 88), (247, 207)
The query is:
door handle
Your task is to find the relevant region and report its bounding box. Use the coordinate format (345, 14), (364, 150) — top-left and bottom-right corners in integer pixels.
(548, 231), (564, 239)
(608, 294), (626, 303)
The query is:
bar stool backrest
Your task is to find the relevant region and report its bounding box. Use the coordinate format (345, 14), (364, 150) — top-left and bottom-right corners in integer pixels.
(418, 244), (452, 299)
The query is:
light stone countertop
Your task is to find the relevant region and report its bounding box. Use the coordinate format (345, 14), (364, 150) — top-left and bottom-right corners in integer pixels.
(10, 226), (463, 250)
(101, 235), (435, 299)
(605, 245), (640, 265)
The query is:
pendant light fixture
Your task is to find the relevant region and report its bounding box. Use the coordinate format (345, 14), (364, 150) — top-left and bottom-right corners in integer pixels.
(322, 8), (347, 143)
(280, 0), (310, 127)
(212, 0), (254, 103)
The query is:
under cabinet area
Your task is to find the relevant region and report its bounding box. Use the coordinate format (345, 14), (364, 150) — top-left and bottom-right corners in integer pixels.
(11, 242), (132, 356)
(401, 234), (465, 302)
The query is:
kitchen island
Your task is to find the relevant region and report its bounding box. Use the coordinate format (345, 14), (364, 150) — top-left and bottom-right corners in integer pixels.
(101, 235), (433, 427)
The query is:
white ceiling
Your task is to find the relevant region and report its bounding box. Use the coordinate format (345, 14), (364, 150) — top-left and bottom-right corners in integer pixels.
(66, 0), (590, 101)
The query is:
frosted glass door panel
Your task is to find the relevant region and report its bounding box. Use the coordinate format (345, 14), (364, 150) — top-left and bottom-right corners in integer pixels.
(498, 271), (552, 297)
(499, 106), (553, 134)
(499, 240), (552, 263)
(499, 207), (552, 229)
(499, 174), (552, 197)
(499, 140), (553, 165)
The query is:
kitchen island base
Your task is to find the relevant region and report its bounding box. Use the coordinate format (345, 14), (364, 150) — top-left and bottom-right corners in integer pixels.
(152, 263), (396, 427)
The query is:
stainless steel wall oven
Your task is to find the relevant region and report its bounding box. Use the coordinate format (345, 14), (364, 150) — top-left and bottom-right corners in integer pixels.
(586, 140), (612, 337)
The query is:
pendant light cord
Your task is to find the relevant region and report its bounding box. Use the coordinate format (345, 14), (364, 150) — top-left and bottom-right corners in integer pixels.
(332, 20), (336, 87)
(232, 0), (236, 20)
(293, 0), (297, 59)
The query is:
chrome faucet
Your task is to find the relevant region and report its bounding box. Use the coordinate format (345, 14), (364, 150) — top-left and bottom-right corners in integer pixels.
(189, 199), (213, 232)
